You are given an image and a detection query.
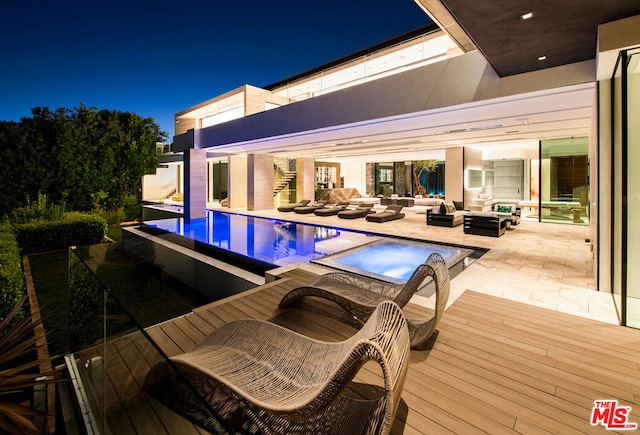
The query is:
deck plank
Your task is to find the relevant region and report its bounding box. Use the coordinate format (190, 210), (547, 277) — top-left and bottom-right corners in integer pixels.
(85, 268), (640, 434)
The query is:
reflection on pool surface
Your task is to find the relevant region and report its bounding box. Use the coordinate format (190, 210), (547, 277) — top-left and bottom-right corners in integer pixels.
(142, 207), (484, 280)
(143, 209), (377, 267)
(313, 239), (476, 283)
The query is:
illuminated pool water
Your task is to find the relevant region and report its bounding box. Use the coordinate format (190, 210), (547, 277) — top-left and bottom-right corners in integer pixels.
(142, 209), (376, 270)
(141, 207), (485, 282)
(313, 239), (475, 284)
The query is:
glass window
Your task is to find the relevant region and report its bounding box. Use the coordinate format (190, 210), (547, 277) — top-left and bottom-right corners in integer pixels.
(540, 138), (589, 225)
(375, 163), (394, 196)
(625, 48), (640, 327)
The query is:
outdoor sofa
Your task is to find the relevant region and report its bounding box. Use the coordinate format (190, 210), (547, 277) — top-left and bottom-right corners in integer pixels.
(493, 203), (521, 226)
(426, 202), (466, 227)
(463, 212), (508, 237)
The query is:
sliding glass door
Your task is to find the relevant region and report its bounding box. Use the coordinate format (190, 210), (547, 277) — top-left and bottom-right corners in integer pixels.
(207, 160), (228, 203)
(539, 138), (589, 225)
(612, 47), (640, 328)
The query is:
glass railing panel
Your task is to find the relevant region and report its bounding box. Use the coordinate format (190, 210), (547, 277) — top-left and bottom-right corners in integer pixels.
(67, 247), (230, 434)
(71, 243), (199, 329)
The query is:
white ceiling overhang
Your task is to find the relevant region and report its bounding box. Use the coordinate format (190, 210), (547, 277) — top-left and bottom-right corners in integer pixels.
(196, 82), (594, 163)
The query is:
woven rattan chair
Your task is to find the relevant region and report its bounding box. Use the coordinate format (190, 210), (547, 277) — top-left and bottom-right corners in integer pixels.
(147, 301), (410, 434)
(279, 252), (449, 349)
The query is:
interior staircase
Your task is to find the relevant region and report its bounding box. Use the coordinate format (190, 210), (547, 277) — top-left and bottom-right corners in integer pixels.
(274, 158), (296, 197)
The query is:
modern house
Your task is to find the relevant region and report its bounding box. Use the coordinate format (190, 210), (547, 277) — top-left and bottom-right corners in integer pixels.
(142, 0), (640, 327)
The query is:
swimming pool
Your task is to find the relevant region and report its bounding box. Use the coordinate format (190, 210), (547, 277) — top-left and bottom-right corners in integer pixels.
(142, 209), (377, 269)
(141, 207), (485, 282)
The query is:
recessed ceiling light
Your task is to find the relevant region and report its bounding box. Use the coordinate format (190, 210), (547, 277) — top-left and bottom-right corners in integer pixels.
(520, 12), (534, 20)
(538, 55), (547, 61)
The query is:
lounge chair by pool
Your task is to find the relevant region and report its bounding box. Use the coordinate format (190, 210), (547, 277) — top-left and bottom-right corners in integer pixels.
(293, 200), (329, 214)
(145, 301), (410, 434)
(337, 204), (374, 219)
(365, 205), (405, 223)
(313, 201), (350, 216)
(279, 252), (449, 349)
(277, 199), (310, 212)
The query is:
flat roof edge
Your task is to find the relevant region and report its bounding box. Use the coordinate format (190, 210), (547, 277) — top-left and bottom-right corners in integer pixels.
(263, 24), (440, 91)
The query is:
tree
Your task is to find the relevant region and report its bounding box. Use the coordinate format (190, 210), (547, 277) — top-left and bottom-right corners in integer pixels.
(412, 159), (438, 196)
(0, 105), (167, 216)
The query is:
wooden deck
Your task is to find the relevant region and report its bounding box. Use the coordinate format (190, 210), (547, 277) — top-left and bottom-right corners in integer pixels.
(78, 269), (640, 434)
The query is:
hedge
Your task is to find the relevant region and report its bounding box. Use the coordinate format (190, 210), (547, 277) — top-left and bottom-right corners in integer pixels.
(0, 222), (25, 322)
(13, 212), (108, 255)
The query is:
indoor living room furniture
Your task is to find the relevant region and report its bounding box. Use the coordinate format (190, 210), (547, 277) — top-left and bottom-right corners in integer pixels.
(463, 212), (508, 237)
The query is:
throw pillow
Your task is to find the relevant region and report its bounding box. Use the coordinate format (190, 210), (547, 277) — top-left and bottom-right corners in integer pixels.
(453, 200), (463, 210)
(496, 205), (513, 213)
(445, 202), (456, 213)
(439, 202), (447, 214)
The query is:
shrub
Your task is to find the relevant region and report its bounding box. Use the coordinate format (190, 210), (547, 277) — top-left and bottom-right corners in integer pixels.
(13, 212), (107, 255)
(68, 259), (103, 349)
(99, 207), (126, 225)
(0, 222), (25, 322)
(122, 194), (141, 222)
(9, 193), (65, 225)
(124, 204), (142, 222)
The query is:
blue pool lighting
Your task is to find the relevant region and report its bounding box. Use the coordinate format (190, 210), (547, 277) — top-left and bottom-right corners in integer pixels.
(142, 208), (484, 282)
(313, 239), (474, 283)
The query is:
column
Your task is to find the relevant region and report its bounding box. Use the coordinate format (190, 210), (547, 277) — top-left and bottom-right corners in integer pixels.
(247, 154), (274, 210)
(228, 155), (248, 209)
(296, 158), (316, 202)
(184, 148), (207, 219)
(445, 147), (464, 205)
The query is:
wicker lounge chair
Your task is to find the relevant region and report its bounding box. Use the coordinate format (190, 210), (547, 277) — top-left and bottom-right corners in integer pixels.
(277, 199), (310, 212)
(293, 200), (329, 214)
(337, 203), (374, 219)
(313, 201), (350, 216)
(365, 205), (405, 223)
(146, 301), (410, 434)
(279, 252), (449, 349)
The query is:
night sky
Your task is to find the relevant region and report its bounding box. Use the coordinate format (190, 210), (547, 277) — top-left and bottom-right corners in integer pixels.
(0, 0), (432, 139)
